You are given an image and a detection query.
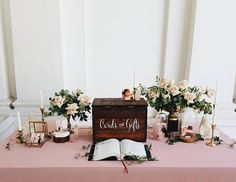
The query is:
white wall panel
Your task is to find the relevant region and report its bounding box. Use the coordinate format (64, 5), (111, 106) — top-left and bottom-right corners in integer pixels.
(85, 0), (166, 98)
(164, 0), (196, 81)
(190, 0), (236, 104)
(10, 0), (64, 104)
(0, 2), (9, 100)
(59, 0), (87, 92)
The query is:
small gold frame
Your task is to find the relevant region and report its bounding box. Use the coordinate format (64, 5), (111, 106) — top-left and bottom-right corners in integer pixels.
(25, 121), (48, 147)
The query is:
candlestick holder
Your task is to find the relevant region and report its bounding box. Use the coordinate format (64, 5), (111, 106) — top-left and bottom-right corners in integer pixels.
(133, 87), (136, 100)
(40, 107), (45, 121)
(206, 124), (216, 147)
(16, 130), (25, 144)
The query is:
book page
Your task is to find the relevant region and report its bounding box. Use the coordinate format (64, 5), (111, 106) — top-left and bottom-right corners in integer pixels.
(120, 139), (147, 159)
(93, 139), (120, 160)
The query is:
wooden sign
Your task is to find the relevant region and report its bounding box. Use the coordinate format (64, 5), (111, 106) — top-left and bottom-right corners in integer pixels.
(92, 98), (147, 143)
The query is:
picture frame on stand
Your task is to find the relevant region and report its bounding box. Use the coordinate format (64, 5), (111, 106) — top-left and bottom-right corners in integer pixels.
(25, 121), (48, 147)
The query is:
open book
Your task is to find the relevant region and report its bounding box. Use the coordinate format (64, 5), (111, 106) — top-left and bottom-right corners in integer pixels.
(89, 139), (151, 161)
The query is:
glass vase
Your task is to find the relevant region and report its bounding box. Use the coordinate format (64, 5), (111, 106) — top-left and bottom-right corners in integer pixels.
(167, 111), (180, 137)
(180, 107), (198, 137)
(155, 110), (168, 139)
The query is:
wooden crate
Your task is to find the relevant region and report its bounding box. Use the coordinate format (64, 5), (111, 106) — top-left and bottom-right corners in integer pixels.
(92, 98), (147, 143)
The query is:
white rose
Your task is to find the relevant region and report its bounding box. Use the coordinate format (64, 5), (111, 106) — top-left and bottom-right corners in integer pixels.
(179, 80), (189, 90)
(184, 92), (196, 104)
(66, 103), (79, 116)
(54, 96), (65, 108)
(197, 95), (204, 102)
(200, 87), (206, 94)
(205, 87), (214, 98)
(169, 80), (175, 87)
(78, 95), (91, 106)
(159, 78), (170, 88)
(169, 85), (180, 96)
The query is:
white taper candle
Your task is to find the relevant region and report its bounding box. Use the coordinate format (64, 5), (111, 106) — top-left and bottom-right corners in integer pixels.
(40, 89), (43, 108)
(134, 67), (136, 89)
(17, 111), (22, 131)
(212, 82), (218, 125)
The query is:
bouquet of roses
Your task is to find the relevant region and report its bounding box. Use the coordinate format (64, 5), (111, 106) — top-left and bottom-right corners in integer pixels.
(140, 76), (214, 114)
(46, 89), (91, 121)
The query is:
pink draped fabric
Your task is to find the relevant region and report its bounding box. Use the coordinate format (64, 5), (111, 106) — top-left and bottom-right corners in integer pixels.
(1, 125), (236, 182)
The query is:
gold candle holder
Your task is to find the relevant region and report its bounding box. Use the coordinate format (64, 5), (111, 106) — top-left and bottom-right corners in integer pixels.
(16, 130), (25, 144)
(40, 107), (45, 121)
(133, 87), (136, 100)
(206, 124), (216, 147)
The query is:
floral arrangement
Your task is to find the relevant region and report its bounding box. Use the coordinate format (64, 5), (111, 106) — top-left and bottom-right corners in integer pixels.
(46, 89), (91, 121)
(140, 77), (214, 114)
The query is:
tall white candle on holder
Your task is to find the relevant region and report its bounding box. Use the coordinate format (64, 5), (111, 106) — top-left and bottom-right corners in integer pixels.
(17, 111), (22, 131)
(212, 82), (218, 125)
(134, 67), (136, 89)
(40, 89), (43, 108)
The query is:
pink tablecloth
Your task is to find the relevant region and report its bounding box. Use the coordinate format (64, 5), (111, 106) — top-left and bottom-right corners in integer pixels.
(1, 127), (236, 182)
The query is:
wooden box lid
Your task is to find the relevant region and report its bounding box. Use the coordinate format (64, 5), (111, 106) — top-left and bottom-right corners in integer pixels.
(92, 98), (147, 107)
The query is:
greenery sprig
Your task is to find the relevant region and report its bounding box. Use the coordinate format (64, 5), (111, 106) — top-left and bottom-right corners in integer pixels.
(195, 134), (204, 141)
(165, 136), (182, 145)
(5, 143), (10, 150)
(16, 135), (25, 144)
(165, 134), (204, 145)
(213, 136), (223, 145)
(124, 155), (157, 164)
(165, 134), (221, 145)
(124, 144), (157, 164)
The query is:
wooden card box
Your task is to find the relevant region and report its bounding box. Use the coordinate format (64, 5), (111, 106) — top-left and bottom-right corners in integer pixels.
(92, 98), (148, 143)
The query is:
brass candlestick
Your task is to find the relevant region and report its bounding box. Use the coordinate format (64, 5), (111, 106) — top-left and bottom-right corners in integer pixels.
(40, 107), (45, 121)
(133, 87), (136, 100)
(16, 130), (25, 144)
(206, 124), (216, 147)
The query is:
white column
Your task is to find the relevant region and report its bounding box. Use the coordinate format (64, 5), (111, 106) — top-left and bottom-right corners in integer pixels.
(0, 0), (9, 101)
(189, 0), (236, 105)
(59, 0), (87, 92)
(10, 0), (64, 106)
(163, 0), (196, 81)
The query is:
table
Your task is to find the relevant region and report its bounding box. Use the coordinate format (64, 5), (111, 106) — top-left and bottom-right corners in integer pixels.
(1, 126), (236, 182)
